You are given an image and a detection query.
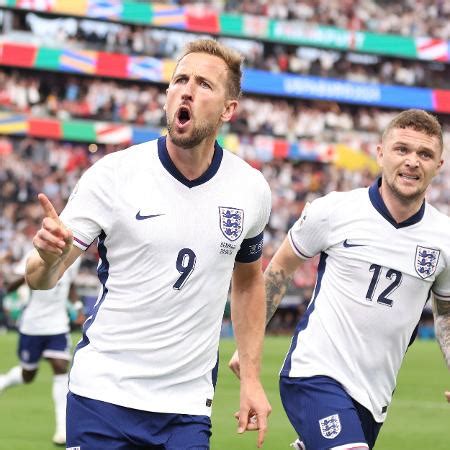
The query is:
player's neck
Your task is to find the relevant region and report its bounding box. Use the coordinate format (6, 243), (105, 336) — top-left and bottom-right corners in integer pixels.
(166, 136), (216, 181)
(378, 185), (424, 224)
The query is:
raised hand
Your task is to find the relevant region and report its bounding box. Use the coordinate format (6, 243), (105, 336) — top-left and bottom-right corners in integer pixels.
(33, 193), (73, 266)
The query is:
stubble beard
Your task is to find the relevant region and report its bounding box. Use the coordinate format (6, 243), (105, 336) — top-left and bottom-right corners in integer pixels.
(388, 177), (426, 204)
(167, 115), (220, 149)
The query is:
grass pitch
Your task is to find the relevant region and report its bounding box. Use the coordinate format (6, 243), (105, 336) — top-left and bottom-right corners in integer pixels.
(0, 333), (448, 449)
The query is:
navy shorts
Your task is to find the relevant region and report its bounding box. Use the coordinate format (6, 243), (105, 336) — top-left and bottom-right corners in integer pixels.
(18, 332), (71, 370)
(67, 392), (212, 450)
(280, 376), (383, 450)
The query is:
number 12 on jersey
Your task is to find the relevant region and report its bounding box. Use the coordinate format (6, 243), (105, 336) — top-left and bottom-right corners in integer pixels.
(173, 248), (197, 290)
(366, 264), (402, 307)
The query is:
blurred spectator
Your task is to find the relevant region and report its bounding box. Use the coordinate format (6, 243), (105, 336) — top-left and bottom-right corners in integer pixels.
(2, 69), (450, 157)
(2, 9), (450, 90)
(224, 0), (450, 40)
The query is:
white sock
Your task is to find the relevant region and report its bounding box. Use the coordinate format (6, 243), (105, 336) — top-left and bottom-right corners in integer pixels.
(0, 366), (24, 391)
(52, 373), (68, 434)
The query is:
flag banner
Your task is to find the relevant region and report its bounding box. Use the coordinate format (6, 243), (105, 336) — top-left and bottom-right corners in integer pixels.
(3, 1), (450, 63)
(16, 0), (54, 11)
(185, 4), (219, 33)
(0, 112), (27, 134)
(243, 14), (269, 39)
(0, 42), (37, 67)
(95, 122), (132, 144)
(53, 0), (88, 15)
(0, 112), (379, 169)
(96, 52), (128, 78)
(152, 4), (186, 28)
(34, 47), (62, 70)
(161, 60), (177, 83)
(59, 49), (97, 74)
(127, 56), (162, 81)
(122, 1), (151, 24)
(416, 37), (449, 62)
(432, 90), (450, 114)
(62, 120), (96, 142)
(28, 118), (61, 138)
(219, 14), (243, 36)
(87, 0), (122, 20)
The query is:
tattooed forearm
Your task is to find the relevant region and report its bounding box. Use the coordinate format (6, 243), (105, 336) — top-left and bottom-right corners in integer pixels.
(433, 299), (450, 369)
(264, 263), (293, 325)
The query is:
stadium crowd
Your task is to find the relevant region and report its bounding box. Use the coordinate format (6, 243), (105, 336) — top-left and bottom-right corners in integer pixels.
(223, 0), (450, 39)
(2, 69), (450, 159)
(2, 9), (450, 89)
(5, 0), (450, 41)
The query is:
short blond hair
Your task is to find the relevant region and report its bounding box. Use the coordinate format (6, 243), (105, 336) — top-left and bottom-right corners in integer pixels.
(176, 39), (243, 100)
(382, 109), (443, 153)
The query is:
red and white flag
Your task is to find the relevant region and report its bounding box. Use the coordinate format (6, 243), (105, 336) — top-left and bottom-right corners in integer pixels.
(416, 37), (449, 62)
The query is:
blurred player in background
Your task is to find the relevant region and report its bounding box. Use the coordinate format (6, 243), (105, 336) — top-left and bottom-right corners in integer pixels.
(0, 256), (81, 446)
(230, 109), (450, 449)
(25, 39), (272, 449)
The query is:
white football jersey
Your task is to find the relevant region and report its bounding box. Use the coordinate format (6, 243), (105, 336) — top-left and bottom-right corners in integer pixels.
(60, 137), (271, 416)
(17, 257), (81, 335)
(282, 178), (450, 422)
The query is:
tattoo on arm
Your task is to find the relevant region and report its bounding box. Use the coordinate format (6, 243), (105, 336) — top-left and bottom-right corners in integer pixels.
(434, 298), (450, 369)
(265, 263), (293, 325)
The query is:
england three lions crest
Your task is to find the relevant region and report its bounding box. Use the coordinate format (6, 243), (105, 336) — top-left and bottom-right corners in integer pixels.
(319, 414), (341, 439)
(415, 246), (440, 279)
(219, 207), (244, 241)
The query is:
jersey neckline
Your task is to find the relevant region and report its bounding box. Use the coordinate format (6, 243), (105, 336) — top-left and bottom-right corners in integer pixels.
(368, 177), (425, 229)
(157, 136), (223, 188)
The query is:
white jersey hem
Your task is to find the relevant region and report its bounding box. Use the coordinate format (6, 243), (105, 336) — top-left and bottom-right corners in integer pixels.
(69, 385), (213, 417)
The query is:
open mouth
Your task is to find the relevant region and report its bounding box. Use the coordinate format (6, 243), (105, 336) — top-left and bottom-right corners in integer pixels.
(177, 106), (191, 125)
(399, 173), (420, 181)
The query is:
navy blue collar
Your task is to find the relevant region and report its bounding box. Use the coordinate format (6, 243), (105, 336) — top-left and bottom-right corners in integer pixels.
(157, 136), (223, 188)
(368, 177), (425, 229)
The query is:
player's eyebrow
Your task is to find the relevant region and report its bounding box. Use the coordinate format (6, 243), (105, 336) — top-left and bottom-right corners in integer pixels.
(393, 141), (435, 153)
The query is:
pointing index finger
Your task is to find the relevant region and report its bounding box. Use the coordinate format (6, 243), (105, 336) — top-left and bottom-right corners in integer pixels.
(38, 193), (60, 221)
(257, 414), (268, 448)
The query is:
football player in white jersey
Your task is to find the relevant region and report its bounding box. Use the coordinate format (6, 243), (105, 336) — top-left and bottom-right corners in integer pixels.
(25, 39), (272, 449)
(230, 109), (450, 449)
(0, 256), (81, 446)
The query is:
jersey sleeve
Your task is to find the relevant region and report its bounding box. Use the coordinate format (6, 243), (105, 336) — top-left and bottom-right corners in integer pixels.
(235, 173), (271, 263)
(60, 155), (117, 251)
(288, 194), (331, 260)
(432, 267), (450, 302)
(245, 173), (271, 239)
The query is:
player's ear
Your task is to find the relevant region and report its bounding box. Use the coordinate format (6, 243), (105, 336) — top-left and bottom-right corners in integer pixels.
(376, 144), (383, 168)
(221, 99), (238, 123)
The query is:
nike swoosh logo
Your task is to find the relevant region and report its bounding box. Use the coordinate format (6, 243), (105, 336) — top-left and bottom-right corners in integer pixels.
(136, 211), (165, 220)
(343, 239), (365, 248)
